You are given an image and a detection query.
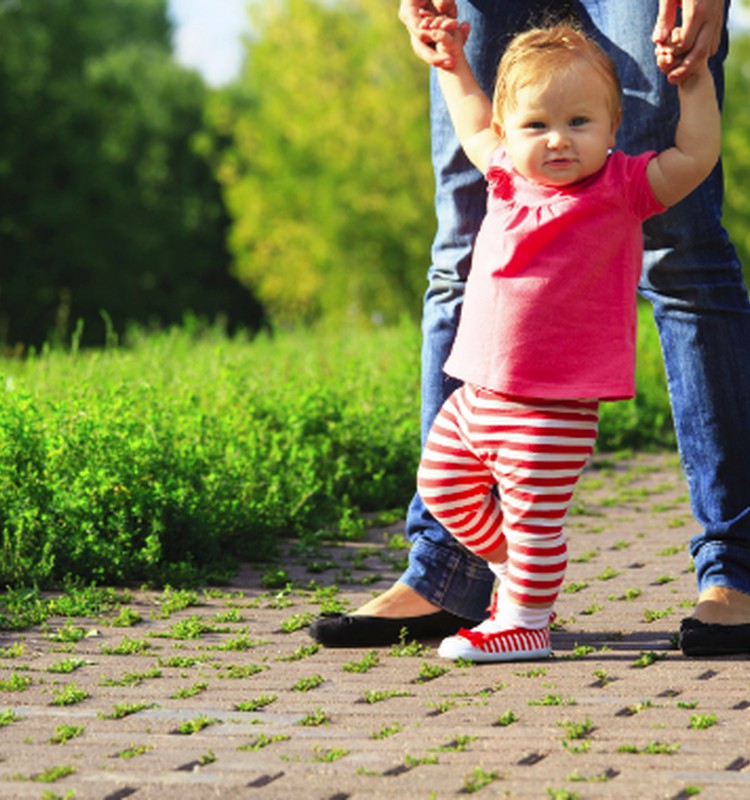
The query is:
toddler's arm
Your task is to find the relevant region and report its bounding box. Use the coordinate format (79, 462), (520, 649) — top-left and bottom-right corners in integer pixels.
(422, 17), (500, 173)
(646, 55), (720, 207)
(399, 0), (460, 69)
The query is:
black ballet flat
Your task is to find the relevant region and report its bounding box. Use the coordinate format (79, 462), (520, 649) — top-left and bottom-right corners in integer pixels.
(308, 609), (475, 648)
(679, 617), (750, 657)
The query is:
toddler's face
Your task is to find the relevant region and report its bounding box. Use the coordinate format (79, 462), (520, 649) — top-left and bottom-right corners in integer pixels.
(496, 63), (619, 187)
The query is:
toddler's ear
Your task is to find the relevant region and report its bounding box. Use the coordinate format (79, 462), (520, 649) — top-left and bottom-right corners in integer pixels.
(492, 119), (504, 140)
(610, 108), (622, 143)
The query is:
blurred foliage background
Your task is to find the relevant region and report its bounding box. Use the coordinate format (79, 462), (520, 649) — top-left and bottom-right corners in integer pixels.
(1, 0), (748, 586)
(1, 0), (750, 347)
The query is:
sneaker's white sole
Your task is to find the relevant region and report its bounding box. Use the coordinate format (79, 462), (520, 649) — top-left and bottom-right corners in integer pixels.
(438, 631), (551, 663)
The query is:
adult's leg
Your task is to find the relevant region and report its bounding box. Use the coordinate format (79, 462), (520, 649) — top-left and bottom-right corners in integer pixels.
(580, 1), (750, 650)
(310, 1), (559, 645)
(394, 0), (564, 622)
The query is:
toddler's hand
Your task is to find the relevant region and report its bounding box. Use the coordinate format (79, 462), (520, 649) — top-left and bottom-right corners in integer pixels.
(654, 18), (712, 84)
(655, 28), (687, 81)
(418, 14), (470, 69)
(399, 0), (459, 68)
(655, 41), (678, 75)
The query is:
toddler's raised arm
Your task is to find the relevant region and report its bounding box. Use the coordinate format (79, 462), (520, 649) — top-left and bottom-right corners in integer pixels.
(421, 16), (500, 173)
(646, 55), (721, 206)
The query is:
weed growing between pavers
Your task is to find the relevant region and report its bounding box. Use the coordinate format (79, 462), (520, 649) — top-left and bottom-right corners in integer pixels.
(170, 680), (209, 699)
(99, 701), (156, 719)
(114, 744), (152, 759)
(100, 636), (152, 655)
(174, 714), (220, 735)
(238, 733), (291, 751)
(298, 708), (329, 727)
(100, 668), (162, 687)
(362, 689), (413, 704)
(415, 662), (450, 683)
(0, 672), (32, 692)
(632, 650), (668, 668)
(342, 650), (380, 673)
(0, 709), (21, 727)
(234, 693), (277, 712)
(50, 683), (89, 706)
(50, 724), (85, 744)
(277, 643), (320, 662)
(463, 766), (501, 793)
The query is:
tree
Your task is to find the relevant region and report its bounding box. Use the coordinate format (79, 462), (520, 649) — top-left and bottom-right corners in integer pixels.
(0, 0), (264, 349)
(211, 0), (435, 328)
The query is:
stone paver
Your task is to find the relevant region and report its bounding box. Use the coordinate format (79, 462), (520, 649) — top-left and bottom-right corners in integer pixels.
(1, 452), (750, 799)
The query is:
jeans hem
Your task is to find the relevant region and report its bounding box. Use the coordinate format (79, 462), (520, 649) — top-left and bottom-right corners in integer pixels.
(399, 537), (494, 622)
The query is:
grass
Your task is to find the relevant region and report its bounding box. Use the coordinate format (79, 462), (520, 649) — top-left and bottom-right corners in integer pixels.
(216, 663), (267, 680)
(50, 684), (90, 706)
(115, 744), (152, 759)
(529, 694), (575, 707)
(290, 674), (325, 692)
(0, 709), (21, 727)
(100, 702), (156, 719)
(370, 721), (403, 739)
(100, 668), (162, 687)
(175, 715), (220, 735)
(311, 745), (349, 762)
(617, 741), (681, 755)
(416, 662), (450, 683)
(363, 689), (413, 704)
(0, 311), (673, 591)
(689, 714), (717, 730)
(0, 673), (32, 692)
(0, 323), (422, 589)
(343, 650), (380, 673)
(632, 651), (668, 669)
(100, 637), (152, 656)
(235, 694), (277, 712)
(299, 708), (329, 727)
(238, 733), (291, 751)
(464, 766), (500, 793)
(50, 725), (85, 745)
(47, 657), (91, 674)
(171, 681), (209, 699)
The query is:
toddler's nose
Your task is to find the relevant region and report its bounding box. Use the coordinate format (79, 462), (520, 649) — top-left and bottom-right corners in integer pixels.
(547, 129), (568, 149)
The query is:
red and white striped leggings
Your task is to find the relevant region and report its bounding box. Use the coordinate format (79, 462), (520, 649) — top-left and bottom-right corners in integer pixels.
(417, 384), (599, 607)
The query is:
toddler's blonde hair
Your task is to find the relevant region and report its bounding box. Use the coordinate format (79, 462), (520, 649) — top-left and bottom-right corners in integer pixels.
(493, 23), (622, 125)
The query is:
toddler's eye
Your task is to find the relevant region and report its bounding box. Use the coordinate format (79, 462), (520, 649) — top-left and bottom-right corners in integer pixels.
(525, 121), (546, 130)
(570, 116), (588, 127)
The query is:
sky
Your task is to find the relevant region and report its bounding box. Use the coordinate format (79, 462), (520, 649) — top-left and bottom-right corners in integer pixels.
(167, 0), (252, 87)
(166, 0), (750, 88)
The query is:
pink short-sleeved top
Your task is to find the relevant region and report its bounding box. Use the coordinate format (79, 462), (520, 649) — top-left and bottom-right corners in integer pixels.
(443, 148), (666, 401)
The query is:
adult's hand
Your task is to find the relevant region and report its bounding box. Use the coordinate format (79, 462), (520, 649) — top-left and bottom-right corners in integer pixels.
(398, 0), (460, 68)
(652, 0), (725, 82)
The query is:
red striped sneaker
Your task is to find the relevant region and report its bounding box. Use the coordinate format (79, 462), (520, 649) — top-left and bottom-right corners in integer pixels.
(438, 624), (551, 662)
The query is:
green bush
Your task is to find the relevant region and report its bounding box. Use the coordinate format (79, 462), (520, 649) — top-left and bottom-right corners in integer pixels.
(0, 311), (673, 588)
(0, 322), (421, 587)
(598, 301), (675, 451)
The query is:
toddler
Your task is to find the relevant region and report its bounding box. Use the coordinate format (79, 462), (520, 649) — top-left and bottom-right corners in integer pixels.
(415, 19), (720, 662)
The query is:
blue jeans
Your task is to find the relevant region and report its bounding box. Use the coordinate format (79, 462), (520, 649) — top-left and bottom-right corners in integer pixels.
(402, 0), (750, 621)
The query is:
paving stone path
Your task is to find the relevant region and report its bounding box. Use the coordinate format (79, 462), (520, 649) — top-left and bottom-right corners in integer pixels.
(1, 452), (750, 799)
